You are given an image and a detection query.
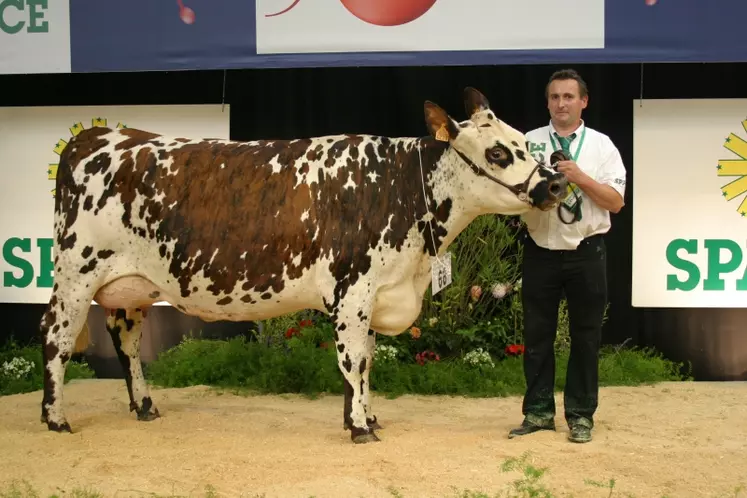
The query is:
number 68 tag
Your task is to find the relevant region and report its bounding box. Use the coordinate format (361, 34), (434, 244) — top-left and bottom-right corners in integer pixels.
(431, 251), (452, 295)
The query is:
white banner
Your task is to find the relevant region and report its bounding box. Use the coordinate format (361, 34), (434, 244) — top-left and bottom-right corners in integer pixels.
(255, 0), (604, 55)
(0, 104), (231, 304)
(632, 98), (747, 308)
(0, 0), (71, 74)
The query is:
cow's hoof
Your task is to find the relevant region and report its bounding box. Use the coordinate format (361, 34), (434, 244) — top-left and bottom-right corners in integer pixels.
(351, 427), (380, 444)
(131, 398), (160, 421)
(136, 408), (161, 422)
(47, 420), (72, 433)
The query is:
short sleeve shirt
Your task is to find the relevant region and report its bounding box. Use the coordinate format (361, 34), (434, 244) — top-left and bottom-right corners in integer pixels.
(521, 120), (627, 250)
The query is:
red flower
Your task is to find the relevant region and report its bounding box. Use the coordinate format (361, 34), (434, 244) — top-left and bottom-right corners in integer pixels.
(285, 327), (300, 339)
(505, 344), (525, 356)
(299, 319), (313, 328)
(415, 350), (440, 365)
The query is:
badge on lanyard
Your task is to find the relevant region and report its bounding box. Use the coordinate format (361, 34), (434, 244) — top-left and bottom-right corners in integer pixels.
(550, 127), (586, 221)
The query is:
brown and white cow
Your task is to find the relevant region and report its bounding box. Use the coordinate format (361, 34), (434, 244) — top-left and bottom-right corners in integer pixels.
(40, 87), (567, 443)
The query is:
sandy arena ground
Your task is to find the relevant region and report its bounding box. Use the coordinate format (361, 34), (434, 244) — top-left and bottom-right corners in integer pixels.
(1, 379), (746, 497)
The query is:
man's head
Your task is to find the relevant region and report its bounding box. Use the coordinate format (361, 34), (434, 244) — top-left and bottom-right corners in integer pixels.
(545, 69), (588, 131)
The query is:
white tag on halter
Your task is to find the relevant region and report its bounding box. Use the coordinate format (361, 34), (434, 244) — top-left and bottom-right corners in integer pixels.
(431, 251), (452, 295)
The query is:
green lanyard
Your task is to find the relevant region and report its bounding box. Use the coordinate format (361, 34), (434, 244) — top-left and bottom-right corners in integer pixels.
(549, 126), (586, 162)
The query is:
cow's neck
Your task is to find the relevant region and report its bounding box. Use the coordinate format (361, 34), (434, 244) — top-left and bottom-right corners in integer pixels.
(406, 136), (487, 258)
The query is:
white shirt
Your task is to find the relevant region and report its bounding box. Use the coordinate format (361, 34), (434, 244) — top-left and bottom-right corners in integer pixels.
(521, 120), (627, 250)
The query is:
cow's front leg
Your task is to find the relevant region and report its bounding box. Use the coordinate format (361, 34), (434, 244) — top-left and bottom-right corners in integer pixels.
(334, 305), (379, 443)
(342, 328), (382, 431)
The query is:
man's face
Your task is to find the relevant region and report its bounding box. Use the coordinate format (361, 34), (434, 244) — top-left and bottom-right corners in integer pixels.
(547, 78), (588, 128)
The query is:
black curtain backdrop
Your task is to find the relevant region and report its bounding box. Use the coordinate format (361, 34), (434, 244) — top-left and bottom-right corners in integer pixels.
(1, 62), (746, 380)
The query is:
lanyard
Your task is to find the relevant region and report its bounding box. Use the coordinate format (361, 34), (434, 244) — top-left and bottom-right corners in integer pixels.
(549, 126), (586, 163)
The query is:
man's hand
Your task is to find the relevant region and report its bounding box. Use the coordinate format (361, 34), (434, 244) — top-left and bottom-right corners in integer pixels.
(555, 160), (589, 185)
(557, 160), (625, 213)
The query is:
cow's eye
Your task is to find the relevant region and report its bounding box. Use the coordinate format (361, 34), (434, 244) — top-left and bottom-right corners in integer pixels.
(486, 147), (507, 162)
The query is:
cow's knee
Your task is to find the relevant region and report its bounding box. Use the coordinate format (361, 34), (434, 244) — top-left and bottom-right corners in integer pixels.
(106, 308), (159, 421)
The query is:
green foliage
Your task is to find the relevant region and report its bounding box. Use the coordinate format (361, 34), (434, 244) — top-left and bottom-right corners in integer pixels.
(0, 339), (95, 396)
(145, 317), (691, 398)
(374, 214), (530, 361)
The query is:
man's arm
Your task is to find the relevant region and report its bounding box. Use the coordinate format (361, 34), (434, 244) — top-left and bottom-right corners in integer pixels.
(557, 138), (627, 214)
(576, 174), (625, 213)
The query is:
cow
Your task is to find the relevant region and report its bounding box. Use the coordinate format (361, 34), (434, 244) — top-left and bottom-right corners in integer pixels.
(40, 87), (567, 443)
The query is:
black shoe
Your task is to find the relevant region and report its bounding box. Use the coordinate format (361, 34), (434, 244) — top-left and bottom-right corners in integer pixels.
(508, 416), (555, 439)
(567, 418), (593, 443)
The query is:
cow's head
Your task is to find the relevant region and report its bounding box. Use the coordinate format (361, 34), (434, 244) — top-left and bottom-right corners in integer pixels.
(424, 87), (567, 215)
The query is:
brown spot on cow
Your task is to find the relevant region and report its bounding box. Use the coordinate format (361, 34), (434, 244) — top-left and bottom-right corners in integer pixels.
(97, 249), (115, 259)
(80, 259), (97, 274)
(114, 128), (163, 151)
(81, 246), (93, 258)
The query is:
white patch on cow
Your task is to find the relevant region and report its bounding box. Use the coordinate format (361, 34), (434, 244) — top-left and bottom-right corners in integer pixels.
(367, 171), (379, 183)
(208, 248), (219, 265)
(300, 209), (310, 222)
(343, 176), (356, 190)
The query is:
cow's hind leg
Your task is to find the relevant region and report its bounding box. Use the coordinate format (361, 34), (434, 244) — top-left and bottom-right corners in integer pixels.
(106, 308), (159, 421)
(40, 287), (94, 432)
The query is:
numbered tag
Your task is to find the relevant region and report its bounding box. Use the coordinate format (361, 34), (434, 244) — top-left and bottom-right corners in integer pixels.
(431, 251), (452, 295)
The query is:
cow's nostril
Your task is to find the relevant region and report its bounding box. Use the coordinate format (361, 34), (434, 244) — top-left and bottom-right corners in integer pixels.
(549, 181), (562, 197)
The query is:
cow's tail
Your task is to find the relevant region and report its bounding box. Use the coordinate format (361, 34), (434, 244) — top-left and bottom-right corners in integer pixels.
(73, 320), (90, 354)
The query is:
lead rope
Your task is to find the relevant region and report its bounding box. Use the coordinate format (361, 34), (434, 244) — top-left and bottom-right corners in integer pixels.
(417, 142), (445, 266)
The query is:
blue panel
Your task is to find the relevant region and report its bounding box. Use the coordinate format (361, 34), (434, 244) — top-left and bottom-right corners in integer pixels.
(68, 0), (747, 73)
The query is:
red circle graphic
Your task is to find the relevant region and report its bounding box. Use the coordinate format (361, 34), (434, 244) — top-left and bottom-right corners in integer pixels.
(265, 0), (437, 26)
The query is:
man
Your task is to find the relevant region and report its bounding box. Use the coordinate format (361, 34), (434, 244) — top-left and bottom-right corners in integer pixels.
(508, 69), (626, 443)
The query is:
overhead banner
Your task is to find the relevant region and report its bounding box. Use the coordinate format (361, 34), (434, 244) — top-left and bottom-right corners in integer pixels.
(0, 0), (71, 74)
(632, 99), (747, 308)
(1, 0), (746, 74)
(0, 104), (231, 304)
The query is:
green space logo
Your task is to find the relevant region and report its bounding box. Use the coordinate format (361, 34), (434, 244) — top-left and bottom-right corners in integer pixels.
(717, 118), (747, 216)
(666, 118), (747, 292)
(0, 0), (50, 35)
(2, 118), (128, 291)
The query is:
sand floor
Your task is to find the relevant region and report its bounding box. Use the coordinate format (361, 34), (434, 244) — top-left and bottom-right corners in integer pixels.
(1, 379), (746, 497)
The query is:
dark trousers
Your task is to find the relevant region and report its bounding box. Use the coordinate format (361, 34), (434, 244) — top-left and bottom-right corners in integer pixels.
(520, 232), (608, 427)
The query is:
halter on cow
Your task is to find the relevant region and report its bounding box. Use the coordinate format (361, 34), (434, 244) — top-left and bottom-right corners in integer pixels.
(40, 87), (567, 443)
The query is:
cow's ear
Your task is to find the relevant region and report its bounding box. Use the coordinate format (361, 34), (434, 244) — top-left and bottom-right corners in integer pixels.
(424, 101), (459, 143)
(464, 87), (490, 117)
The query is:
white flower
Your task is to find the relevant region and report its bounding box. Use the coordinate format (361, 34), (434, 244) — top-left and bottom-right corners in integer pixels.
(428, 317), (438, 327)
(374, 344), (398, 363)
(491, 282), (511, 299)
(462, 348), (495, 368)
(1, 356), (34, 380)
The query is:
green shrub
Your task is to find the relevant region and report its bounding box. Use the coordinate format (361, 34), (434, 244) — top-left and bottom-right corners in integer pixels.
(0, 339), (95, 396)
(145, 323), (692, 399)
